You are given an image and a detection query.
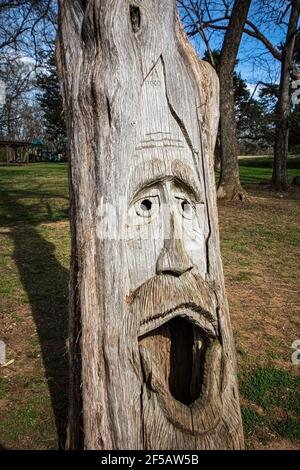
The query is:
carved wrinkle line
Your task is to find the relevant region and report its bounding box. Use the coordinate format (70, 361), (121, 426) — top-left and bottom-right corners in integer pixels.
(197, 99), (212, 275)
(145, 132), (172, 136)
(139, 302), (216, 330)
(136, 144), (185, 150)
(160, 56), (197, 161)
(141, 138), (184, 144)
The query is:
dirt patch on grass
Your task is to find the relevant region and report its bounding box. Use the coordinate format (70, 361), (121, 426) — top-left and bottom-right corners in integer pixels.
(252, 438), (300, 450)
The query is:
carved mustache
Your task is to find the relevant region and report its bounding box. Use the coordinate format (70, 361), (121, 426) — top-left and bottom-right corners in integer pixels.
(128, 269), (219, 338)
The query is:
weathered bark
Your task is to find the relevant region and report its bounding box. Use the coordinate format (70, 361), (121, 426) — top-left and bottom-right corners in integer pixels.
(272, 0), (300, 191)
(217, 0), (251, 201)
(58, 0), (244, 450)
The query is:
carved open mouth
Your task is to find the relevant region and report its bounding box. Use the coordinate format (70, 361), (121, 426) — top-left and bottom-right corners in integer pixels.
(138, 308), (223, 434)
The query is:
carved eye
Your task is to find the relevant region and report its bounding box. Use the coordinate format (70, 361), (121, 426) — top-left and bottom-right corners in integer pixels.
(135, 196), (159, 218)
(178, 198), (195, 220)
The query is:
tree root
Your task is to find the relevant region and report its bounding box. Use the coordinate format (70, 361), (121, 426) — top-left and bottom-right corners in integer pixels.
(217, 183), (251, 202)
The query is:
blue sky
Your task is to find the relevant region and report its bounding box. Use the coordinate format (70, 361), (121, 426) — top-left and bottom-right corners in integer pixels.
(4, 1), (297, 99)
(182, 0), (294, 94)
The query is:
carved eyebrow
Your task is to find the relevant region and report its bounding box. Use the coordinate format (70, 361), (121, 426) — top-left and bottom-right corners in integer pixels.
(128, 159), (202, 202)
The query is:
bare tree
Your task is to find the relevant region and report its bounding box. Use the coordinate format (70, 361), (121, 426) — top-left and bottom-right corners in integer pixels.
(58, 0), (244, 450)
(0, 55), (39, 139)
(178, 0), (252, 200)
(217, 0), (252, 200)
(179, 0), (300, 192)
(0, 1), (58, 142)
(0, 0), (57, 59)
(272, 0), (300, 190)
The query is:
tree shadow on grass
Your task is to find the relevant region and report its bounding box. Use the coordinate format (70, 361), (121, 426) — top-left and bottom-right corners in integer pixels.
(1, 183), (69, 449)
(11, 223), (69, 449)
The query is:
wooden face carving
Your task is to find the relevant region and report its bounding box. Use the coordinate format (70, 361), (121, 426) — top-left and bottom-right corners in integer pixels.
(111, 60), (241, 449)
(126, 155), (207, 286)
(123, 145), (223, 440)
(59, 1), (243, 448)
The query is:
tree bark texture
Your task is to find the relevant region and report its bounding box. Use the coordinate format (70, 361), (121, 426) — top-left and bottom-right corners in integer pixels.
(272, 0), (300, 191)
(217, 0), (251, 201)
(58, 0), (244, 450)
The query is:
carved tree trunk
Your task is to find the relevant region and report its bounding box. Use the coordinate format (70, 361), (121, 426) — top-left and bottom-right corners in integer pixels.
(58, 0), (244, 450)
(217, 0), (251, 201)
(272, 0), (300, 191)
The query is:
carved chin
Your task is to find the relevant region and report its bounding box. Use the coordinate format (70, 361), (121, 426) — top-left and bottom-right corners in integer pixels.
(138, 308), (223, 435)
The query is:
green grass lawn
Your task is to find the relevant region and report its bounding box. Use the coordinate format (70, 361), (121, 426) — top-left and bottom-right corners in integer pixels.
(0, 157), (299, 449)
(0, 163), (69, 226)
(0, 163), (69, 449)
(239, 154), (300, 184)
(215, 154), (300, 185)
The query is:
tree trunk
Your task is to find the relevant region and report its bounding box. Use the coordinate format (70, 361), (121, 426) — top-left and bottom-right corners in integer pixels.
(272, 0), (300, 191)
(214, 131), (221, 170)
(217, 0), (251, 201)
(58, 0), (244, 450)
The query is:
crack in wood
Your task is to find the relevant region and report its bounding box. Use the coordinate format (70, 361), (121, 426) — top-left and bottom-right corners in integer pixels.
(130, 4), (141, 33)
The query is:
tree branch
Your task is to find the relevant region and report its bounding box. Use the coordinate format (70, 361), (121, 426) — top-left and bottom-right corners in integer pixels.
(244, 20), (282, 61)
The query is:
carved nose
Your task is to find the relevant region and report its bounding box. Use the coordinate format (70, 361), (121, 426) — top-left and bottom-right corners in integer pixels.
(156, 241), (193, 276)
(156, 215), (193, 276)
